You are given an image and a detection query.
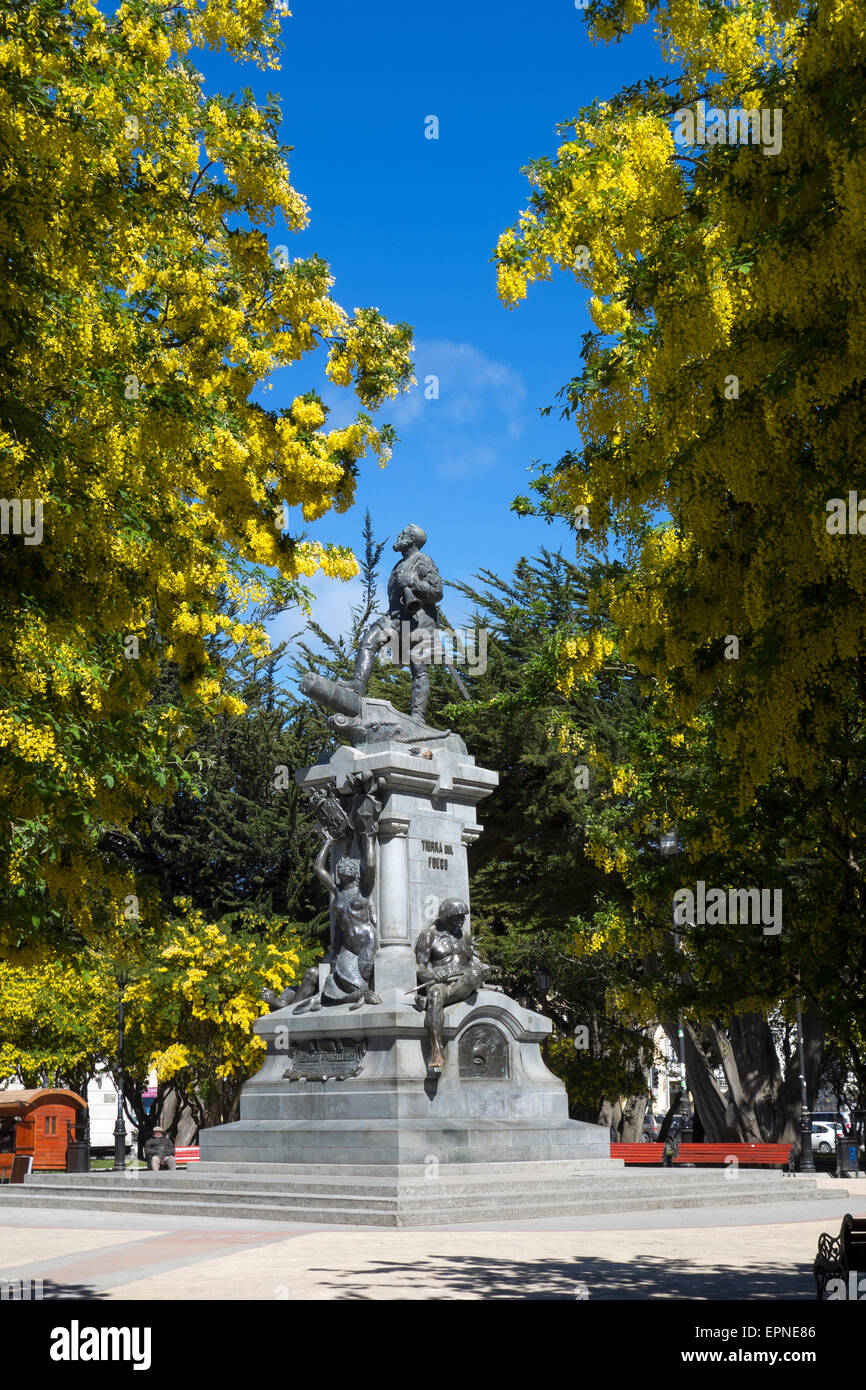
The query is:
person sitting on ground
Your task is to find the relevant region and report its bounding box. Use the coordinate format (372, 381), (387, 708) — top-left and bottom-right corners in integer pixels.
(144, 1126), (176, 1171)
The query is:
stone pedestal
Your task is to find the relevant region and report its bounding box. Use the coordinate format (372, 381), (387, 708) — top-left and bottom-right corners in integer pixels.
(199, 725), (613, 1182)
(199, 989), (609, 1166)
(299, 731), (495, 996)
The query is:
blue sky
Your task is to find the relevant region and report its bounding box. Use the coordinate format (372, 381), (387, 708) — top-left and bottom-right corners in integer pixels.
(198, 1), (662, 638)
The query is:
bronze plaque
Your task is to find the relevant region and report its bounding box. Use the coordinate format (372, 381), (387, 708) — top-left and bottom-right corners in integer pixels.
(283, 1038), (366, 1082)
(458, 1024), (509, 1080)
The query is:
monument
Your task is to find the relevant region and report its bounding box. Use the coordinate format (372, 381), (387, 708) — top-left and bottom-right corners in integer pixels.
(198, 523), (615, 1215)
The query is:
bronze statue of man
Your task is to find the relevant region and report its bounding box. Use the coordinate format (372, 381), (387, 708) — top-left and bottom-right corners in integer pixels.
(413, 898), (493, 1069)
(351, 523), (443, 720)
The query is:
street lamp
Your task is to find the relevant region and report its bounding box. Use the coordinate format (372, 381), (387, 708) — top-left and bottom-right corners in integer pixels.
(661, 825), (693, 1144)
(535, 965), (552, 1062)
(795, 995), (816, 1173)
(113, 974), (128, 1171)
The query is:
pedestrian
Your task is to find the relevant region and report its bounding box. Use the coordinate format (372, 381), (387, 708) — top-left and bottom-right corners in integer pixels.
(144, 1126), (176, 1171)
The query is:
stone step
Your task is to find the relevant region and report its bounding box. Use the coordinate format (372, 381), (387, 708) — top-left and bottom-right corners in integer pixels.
(0, 1170), (827, 1227)
(10, 1178), (817, 1212)
(17, 1170), (811, 1203)
(0, 1191), (401, 1225)
(193, 1157), (618, 1179)
(0, 1180), (826, 1227)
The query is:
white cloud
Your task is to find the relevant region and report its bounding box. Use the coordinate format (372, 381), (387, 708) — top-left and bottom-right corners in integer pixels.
(388, 338), (526, 434)
(267, 569), (366, 660)
(296, 339), (527, 482)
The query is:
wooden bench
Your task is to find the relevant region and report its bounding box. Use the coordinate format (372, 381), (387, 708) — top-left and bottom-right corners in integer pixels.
(612, 1142), (793, 1167)
(174, 1145), (200, 1167)
(678, 1142), (793, 1167)
(612, 1143), (666, 1164)
(814, 1214), (866, 1299)
(0, 1154), (33, 1184)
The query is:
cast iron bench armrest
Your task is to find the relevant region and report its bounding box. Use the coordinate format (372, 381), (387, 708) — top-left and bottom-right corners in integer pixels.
(814, 1216), (866, 1298)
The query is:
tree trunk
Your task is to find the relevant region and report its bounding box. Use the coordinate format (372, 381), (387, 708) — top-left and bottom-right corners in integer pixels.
(662, 1009), (825, 1144)
(657, 1091), (681, 1143)
(661, 1018), (733, 1140)
(599, 1094), (647, 1141)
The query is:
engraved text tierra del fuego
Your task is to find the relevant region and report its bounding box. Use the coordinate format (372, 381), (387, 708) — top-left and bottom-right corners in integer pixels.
(421, 838), (453, 870)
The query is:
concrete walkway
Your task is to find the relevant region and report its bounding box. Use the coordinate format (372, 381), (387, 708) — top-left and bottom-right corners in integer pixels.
(1, 1184), (863, 1299)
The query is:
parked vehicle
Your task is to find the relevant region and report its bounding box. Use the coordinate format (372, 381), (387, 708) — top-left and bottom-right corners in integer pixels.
(811, 1120), (838, 1154)
(641, 1113), (660, 1143)
(813, 1110), (850, 1135)
(86, 1072), (137, 1157)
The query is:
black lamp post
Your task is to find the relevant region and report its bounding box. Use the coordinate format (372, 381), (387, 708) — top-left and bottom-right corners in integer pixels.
(535, 965), (552, 1062)
(661, 826), (693, 1144)
(113, 976), (128, 1171)
(674, 1009), (693, 1144)
(795, 995), (816, 1173)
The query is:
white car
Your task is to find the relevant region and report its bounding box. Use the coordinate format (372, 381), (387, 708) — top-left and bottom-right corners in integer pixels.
(810, 1120), (838, 1154)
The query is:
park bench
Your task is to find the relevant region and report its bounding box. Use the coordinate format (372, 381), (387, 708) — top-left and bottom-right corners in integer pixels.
(174, 1145), (200, 1167)
(611, 1141), (793, 1167)
(0, 1154), (33, 1184)
(814, 1214), (866, 1299)
(612, 1142), (665, 1164)
(678, 1142), (793, 1167)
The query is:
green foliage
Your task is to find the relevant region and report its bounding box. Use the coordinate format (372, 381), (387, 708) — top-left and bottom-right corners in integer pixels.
(442, 550), (651, 1118)
(105, 588), (329, 933)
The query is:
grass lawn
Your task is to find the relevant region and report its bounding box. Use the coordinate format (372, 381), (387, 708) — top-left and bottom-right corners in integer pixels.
(90, 1157), (145, 1171)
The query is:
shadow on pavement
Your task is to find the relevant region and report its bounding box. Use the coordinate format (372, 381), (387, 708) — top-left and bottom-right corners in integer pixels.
(315, 1253), (815, 1300)
(42, 1281), (108, 1300)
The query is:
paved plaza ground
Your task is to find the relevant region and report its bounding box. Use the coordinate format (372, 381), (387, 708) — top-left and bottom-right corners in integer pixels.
(1, 1176), (863, 1300)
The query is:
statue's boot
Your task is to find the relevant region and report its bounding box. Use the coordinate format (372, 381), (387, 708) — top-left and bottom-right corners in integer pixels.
(348, 990), (381, 1010)
(293, 995), (321, 1014)
(409, 666), (430, 721)
(352, 618), (398, 694)
(351, 641), (376, 695)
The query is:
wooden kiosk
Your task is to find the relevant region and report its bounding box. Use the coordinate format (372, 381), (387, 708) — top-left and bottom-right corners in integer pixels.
(0, 1089), (87, 1180)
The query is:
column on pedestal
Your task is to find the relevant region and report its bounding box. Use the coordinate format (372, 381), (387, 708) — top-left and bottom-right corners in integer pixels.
(374, 814), (416, 994)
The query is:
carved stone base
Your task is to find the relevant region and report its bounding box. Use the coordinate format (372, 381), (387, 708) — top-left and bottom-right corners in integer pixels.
(199, 991), (612, 1168)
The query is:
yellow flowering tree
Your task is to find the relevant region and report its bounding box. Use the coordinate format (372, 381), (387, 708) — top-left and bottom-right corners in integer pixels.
(0, 905), (307, 1135)
(0, 0), (413, 950)
(494, 0), (866, 1137)
(125, 904), (305, 1132)
(497, 0), (865, 798)
(0, 955), (115, 1097)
